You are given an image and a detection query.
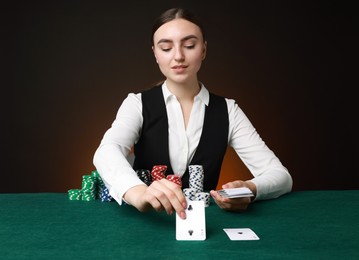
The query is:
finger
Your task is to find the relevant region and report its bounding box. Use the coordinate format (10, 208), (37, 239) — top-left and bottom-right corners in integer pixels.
(210, 190), (224, 208)
(142, 186), (165, 212)
(224, 197), (250, 211)
(211, 190), (250, 211)
(210, 191), (230, 209)
(161, 178), (187, 207)
(147, 181), (172, 214)
(210, 190), (220, 200)
(230, 197), (250, 211)
(160, 179), (187, 218)
(210, 190), (230, 204)
(222, 180), (245, 189)
(151, 179), (187, 218)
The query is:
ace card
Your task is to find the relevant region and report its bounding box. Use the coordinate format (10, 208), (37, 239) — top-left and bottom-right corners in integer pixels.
(223, 228), (260, 240)
(176, 200), (206, 240)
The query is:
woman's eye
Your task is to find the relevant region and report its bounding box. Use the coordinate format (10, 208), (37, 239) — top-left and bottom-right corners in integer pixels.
(161, 48), (171, 52)
(185, 45), (195, 49)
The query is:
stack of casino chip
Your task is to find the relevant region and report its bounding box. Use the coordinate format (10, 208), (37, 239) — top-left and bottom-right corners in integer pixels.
(151, 165), (167, 181)
(91, 170), (104, 199)
(81, 175), (97, 201)
(136, 169), (152, 186)
(151, 165), (182, 187)
(100, 186), (113, 202)
(166, 174), (182, 186)
(91, 170), (114, 202)
(67, 170), (114, 202)
(68, 189), (82, 200)
(189, 165), (204, 192)
(136, 165), (182, 187)
(194, 192), (210, 207)
(183, 165), (210, 207)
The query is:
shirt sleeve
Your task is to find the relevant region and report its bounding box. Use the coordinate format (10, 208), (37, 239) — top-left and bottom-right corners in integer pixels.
(93, 93), (145, 205)
(226, 98), (293, 200)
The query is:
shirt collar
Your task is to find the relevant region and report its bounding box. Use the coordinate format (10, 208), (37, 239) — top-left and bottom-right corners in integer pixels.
(161, 81), (209, 106)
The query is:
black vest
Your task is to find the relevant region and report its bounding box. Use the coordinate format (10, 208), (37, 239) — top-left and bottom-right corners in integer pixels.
(133, 86), (229, 191)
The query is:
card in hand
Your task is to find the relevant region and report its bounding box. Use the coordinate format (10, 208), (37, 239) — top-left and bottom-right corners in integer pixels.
(176, 199), (206, 240)
(217, 187), (254, 198)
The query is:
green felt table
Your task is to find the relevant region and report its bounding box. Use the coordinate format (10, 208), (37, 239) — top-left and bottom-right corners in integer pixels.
(0, 190), (358, 259)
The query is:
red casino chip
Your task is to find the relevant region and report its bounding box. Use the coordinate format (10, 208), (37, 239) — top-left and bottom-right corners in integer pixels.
(151, 165), (167, 181)
(166, 174), (182, 187)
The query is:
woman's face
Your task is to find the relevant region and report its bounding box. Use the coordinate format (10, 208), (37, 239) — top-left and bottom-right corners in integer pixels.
(152, 18), (207, 85)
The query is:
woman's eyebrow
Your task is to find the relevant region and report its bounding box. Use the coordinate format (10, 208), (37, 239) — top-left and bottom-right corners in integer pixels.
(181, 35), (199, 41)
(156, 35), (199, 45)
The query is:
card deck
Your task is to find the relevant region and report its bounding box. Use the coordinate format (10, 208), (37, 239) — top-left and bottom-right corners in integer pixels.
(217, 187), (254, 198)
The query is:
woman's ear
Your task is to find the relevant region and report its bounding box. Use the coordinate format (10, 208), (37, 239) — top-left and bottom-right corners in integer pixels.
(152, 46), (158, 63)
(202, 41), (207, 60)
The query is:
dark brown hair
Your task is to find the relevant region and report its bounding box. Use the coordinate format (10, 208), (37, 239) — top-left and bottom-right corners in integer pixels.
(151, 8), (206, 46)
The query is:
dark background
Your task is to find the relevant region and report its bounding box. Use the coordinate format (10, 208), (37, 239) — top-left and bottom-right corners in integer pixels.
(2, 0), (357, 193)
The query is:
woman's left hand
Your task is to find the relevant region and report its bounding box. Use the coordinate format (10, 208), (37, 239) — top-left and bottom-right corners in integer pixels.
(210, 180), (257, 212)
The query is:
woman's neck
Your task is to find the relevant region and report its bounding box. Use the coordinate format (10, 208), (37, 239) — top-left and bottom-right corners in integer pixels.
(166, 79), (201, 101)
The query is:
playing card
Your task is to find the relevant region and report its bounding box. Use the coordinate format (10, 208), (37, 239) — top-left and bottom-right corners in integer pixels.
(217, 187), (254, 198)
(176, 199), (206, 240)
(223, 228), (260, 240)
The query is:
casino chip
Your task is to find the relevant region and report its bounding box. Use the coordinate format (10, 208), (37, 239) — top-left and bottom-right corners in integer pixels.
(195, 192), (210, 207)
(68, 167), (186, 203)
(136, 169), (152, 186)
(183, 188), (197, 201)
(67, 170), (114, 202)
(100, 186), (113, 202)
(189, 165), (204, 192)
(136, 165), (185, 188)
(151, 165), (167, 181)
(68, 189), (82, 200)
(166, 174), (182, 187)
(81, 175), (96, 201)
(184, 165), (210, 207)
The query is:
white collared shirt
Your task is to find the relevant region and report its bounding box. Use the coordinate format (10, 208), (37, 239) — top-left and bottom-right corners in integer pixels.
(93, 82), (292, 205)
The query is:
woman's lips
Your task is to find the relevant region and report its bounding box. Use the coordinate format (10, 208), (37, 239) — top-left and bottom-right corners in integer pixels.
(171, 65), (188, 73)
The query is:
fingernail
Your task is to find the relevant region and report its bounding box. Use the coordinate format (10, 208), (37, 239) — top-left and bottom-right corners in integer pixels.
(181, 211), (186, 219)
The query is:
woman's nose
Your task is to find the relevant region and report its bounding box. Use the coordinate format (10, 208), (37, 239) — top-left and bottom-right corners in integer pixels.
(174, 47), (185, 62)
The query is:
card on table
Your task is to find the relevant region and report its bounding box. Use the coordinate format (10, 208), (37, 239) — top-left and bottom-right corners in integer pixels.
(223, 228), (260, 240)
(176, 199), (206, 241)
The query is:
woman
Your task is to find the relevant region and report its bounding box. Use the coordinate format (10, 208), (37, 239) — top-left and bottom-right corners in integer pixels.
(93, 7), (293, 219)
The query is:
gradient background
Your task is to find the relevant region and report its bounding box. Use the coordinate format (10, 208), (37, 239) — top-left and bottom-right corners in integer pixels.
(3, 0), (357, 193)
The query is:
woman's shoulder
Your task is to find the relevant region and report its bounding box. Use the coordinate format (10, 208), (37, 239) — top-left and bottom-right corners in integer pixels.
(222, 96), (246, 116)
(126, 92), (142, 101)
(207, 91), (237, 107)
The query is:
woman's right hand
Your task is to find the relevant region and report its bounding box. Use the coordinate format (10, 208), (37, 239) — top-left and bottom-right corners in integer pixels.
(124, 178), (187, 219)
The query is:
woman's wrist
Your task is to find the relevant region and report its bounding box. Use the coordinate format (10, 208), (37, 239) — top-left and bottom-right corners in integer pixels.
(244, 181), (257, 202)
(123, 184), (147, 209)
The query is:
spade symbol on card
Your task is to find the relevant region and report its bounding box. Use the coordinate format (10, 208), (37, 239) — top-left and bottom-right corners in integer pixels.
(188, 230), (194, 236)
(187, 205), (193, 211)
